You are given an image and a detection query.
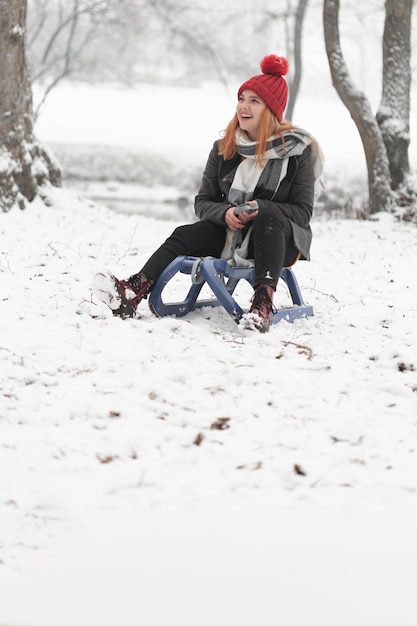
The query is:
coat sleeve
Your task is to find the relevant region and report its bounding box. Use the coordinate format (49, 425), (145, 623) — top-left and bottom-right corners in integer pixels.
(194, 141), (231, 226)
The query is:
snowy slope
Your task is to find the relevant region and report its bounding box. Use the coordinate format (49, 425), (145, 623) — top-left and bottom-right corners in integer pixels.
(1, 186), (416, 626)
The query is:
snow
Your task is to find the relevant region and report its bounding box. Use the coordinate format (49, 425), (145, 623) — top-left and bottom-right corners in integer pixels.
(32, 80), (417, 179)
(1, 82), (417, 625)
(1, 189), (417, 625)
(34, 81), (369, 176)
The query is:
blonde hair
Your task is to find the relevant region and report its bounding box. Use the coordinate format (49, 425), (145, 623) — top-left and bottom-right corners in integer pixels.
(219, 108), (295, 168)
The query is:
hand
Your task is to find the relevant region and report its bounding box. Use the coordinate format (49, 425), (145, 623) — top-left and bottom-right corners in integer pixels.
(224, 206), (245, 231)
(225, 200), (258, 230)
(240, 200), (259, 224)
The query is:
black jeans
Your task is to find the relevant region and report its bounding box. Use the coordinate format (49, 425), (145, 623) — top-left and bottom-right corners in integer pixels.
(140, 208), (298, 289)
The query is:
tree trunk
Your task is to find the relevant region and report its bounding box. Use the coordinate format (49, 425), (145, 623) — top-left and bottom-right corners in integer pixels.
(0, 0), (61, 212)
(376, 0), (412, 189)
(286, 0), (309, 121)
(323, 0), (394, 214)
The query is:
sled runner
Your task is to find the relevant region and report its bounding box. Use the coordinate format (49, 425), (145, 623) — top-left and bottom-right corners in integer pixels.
(148, 255), (313, 324)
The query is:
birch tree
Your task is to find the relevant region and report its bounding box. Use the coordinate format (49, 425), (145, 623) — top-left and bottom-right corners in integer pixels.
(0, 0), (61, 212)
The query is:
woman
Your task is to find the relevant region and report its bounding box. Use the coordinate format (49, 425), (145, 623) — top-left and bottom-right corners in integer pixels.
(93, 54), (324, 332)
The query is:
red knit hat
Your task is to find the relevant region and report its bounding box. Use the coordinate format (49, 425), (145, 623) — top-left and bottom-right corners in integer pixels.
(238, 55), (289, 121)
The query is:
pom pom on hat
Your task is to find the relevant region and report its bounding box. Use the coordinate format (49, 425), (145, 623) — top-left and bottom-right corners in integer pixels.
(260, 55), (289, 77)
(238, 54), (290, 121)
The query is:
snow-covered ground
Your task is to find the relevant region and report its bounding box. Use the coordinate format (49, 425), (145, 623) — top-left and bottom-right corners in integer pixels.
(1, 186), (416, 625)
(34, 80), (369, 177)
(1, 80), (417, 625)
(33, 80), (417, 178)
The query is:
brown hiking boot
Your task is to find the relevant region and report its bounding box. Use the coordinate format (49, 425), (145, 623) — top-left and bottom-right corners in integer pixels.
(93, 272), (152, 318)
(245, 284), (275, 332)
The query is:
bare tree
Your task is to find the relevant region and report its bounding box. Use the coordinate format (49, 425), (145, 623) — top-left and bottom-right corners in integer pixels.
(323, 0), (414, 214)
(144, 0), (232, 92)
(0, 0), (61, 212)
(286, 0), (309, 120)
(28, 0), (134, 117)
(28, 0), (231, 106)
(376, 0), (412, 189)
(27, 0), (311, 115)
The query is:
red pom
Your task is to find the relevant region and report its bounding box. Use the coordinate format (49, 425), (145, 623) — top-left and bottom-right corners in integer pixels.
(260, 55), (289, 77)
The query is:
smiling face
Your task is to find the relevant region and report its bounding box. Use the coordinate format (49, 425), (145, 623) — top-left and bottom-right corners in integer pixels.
(236, 89), (267, 141)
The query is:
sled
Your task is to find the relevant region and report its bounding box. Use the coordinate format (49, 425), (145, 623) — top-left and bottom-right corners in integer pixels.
(148, 255), (313, 325)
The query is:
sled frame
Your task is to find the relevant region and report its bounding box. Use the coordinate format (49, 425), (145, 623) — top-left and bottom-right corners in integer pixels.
(148, 255), (313, 324)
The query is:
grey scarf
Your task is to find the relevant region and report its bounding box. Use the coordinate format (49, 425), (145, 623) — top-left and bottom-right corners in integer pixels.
(222, 129), (324, 266)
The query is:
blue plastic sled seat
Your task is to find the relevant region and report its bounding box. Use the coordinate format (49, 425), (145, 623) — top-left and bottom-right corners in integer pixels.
(148, 255), (313, 325)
